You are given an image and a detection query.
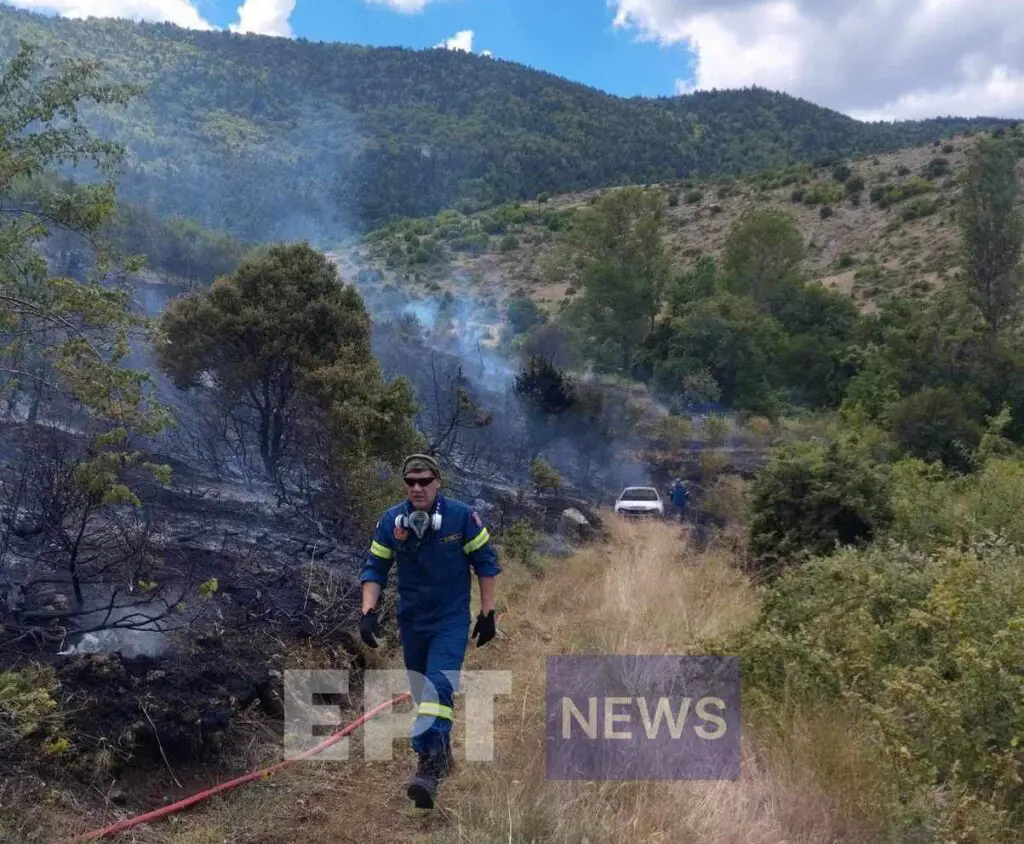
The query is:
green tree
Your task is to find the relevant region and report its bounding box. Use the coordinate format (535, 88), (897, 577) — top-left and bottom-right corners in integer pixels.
(505, 294), (545, 336)
(659, 293), (784, 416)
(155, 242), (420, 485)
(0, 43), (185, 629)
(718, 207), (806, 313)
(666, 254), (717, 316)
(957, 136), (1024, 346)
(565, 186), (670, 371)
(0, 40), (151, 426)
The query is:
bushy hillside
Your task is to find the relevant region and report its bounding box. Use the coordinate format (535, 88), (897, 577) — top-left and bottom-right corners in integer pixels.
(349, 128), (1024, 319)
(0, 5), (1014, 244)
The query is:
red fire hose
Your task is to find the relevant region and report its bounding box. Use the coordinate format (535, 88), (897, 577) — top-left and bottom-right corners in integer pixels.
(63, 691), (411, 842)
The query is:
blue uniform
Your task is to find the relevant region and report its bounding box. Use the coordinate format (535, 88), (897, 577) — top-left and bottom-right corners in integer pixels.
(359, 493), (501, 755)
(672, 485), (688, 508)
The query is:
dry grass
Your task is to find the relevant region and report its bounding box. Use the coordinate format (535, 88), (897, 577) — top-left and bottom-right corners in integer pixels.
(32, 516), (902, 843)
(427, 516), (898, 844)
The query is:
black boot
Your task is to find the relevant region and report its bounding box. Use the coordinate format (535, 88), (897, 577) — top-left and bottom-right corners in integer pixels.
(406, 746), (451, 809)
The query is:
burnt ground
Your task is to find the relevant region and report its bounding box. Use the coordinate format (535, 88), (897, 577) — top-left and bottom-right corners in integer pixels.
(0, 419), (622, 830)
(0, 420), (378, 807)
(0, 409), (763, 842)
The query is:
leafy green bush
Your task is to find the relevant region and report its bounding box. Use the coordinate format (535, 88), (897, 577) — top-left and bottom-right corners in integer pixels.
(888, 386), (982, 471)
(888, 453), (1024, 554)
(923, 156), (950, 178)
(876, 177), (933, 207)
(529, 456), (562, 494)
(900, 196), (939, 221)
(802, 182), (844, 205)
(498, 519), (544, 574)
(720, 537), (1024, 838)
(746, 438), (893, 573)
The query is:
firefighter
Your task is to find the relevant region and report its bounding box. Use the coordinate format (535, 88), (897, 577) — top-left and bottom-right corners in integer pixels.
(358, 453), (501, 809)
(670, 477), (689, 522)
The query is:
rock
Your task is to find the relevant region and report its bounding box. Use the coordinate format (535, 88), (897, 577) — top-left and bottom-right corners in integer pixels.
(562, 507), (589, 526)
(561, 507), (597, 541)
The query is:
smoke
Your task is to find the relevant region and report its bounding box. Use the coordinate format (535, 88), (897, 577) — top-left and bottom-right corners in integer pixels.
(336, 258), (664, 499)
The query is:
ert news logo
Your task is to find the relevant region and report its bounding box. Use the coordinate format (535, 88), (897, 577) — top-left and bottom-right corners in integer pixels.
(544, 655), (740, 780)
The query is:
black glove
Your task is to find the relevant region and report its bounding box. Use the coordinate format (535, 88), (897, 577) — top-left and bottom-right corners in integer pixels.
(471, 610), (496, 647)
(359, 609), (380, 648)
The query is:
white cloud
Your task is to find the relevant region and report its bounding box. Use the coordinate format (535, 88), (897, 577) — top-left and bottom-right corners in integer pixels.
(5, 0), (214, 29)
(229, 0), (295, 37)
(363, 0), (435, 12)
(435, 28), (473, 51)
(610, 0), (1024, 120)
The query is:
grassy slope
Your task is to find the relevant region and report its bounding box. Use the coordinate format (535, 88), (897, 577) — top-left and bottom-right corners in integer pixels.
(21, 515), (903, 843)
(342, 130), (1024, 331)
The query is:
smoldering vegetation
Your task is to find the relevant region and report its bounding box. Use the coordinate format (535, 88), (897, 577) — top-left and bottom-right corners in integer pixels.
(0, 239), (677, 787)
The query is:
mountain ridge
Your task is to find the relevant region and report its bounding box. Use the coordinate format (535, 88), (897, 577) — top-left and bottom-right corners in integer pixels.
(0, 5), (1017, 243)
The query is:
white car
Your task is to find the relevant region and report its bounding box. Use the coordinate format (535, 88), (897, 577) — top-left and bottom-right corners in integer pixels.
(613, 486), (665, 518)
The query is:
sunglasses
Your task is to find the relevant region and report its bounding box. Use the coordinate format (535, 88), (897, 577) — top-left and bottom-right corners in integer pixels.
(403, 476), (436, 488)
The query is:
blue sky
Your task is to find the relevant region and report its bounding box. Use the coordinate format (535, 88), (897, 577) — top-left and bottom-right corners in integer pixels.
(211, 0), (696, 98)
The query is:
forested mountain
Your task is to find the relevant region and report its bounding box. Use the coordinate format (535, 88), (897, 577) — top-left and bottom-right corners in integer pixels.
(0, 5), (1014, 244)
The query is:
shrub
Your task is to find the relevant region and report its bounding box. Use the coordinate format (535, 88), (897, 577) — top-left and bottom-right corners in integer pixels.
(529, 456), (562, 494)
(923, 156), (950, 178)
(702, 414), (730, 445)
(832, 163), (852, 182)
(498, 519), (543, 574)
(657, 415), (691, 452)
(0, 665), (69, 760)
(698, 448), (729, 479)
(900, 197), (939, 221)
(746, 439), (893, 573)
(499, 234), (520, 252)
(720, 537), (1024, 838)
(888, 386), (982, 472)
(802, 182), (844, 205)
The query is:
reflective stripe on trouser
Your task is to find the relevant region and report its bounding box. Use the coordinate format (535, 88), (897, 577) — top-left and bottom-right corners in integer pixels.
(399, 620), (467, 754)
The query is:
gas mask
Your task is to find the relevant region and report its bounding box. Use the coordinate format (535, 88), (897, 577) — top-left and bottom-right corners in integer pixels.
(396, 504), (442, 540)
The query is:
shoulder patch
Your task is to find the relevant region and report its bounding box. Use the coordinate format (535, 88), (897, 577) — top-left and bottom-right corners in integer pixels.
(472, 511), (483, 528)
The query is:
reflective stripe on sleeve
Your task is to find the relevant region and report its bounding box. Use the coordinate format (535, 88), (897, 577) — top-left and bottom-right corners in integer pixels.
(463, 527), (490, 554)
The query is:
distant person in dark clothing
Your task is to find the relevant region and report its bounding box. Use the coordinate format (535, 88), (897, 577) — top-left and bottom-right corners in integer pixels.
(669, 478), (689, 522)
